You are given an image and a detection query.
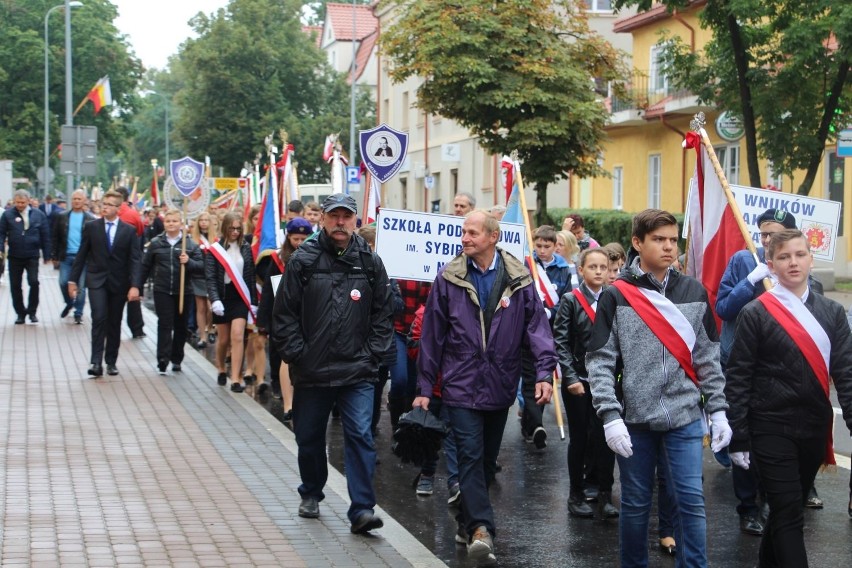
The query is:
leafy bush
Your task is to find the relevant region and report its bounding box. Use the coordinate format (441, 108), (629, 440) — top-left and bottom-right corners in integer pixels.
(548, 209), (686, 252)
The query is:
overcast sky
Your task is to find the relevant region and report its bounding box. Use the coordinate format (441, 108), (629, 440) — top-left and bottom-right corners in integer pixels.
(113, 0), (229, 70)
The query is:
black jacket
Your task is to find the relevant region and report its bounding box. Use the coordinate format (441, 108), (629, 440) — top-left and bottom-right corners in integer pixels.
(140, 233), (204, 296)
(204, 238), (257, 305)
(0, 206), (51, 259)
(726, 291), (852, 451)
(553, 282), (600, 387)
(257, 257), (282, 331)
(271, 230), (394, 387)
(69, 218), (141, 293)
(51, 209), (95, 261)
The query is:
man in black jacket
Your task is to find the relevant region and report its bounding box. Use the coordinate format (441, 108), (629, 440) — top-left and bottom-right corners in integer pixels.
(726, 229), (852, 568)
(52, 189), (95, 323)
(0, 190), (51, 324)
(272, 193), (394, 535)
(69, 190), (142, 377)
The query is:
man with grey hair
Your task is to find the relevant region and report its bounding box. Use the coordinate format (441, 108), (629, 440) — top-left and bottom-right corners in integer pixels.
(454, 192), (476, 216)
(0, 189), (52, 324)
(52, 189), (95, 324)
(489, 205), (506, 221)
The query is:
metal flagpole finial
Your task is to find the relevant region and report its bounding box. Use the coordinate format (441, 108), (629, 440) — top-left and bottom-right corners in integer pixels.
(690, 112), (706, 132)
(264, 133), (275, 155)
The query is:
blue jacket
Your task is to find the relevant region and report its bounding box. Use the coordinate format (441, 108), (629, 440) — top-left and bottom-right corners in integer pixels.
(417, 248), (558, 410)
(715, 248), (823, 365)
(0, 206), (51, 260)
(534, 252), (573, 299)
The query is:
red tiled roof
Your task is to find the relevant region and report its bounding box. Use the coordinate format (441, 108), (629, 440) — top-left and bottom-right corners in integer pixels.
(614, 0), (706, 33)
(349, 30), (378, 84)
(302, 25), (323, 49)
(325, 3), (378, 42)
(643, 94), (673, 119)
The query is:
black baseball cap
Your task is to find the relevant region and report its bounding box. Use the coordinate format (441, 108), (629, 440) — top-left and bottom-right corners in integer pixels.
(322, 193), (357, 213)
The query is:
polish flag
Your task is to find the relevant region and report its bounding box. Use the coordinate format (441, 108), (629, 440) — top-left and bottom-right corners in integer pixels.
(500, 156), (514, 203)
(150, 174), (160, 207)
(684, 131), (747, 325)
(364, 173), (381, 224)
(322, 135), (334, 162)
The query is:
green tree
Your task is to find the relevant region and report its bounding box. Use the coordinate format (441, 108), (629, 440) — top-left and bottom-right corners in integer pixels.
(173, 0), (374, 183)
(381, 0), (627, 224)
(617, 0), (851, 195)
(0, 0), (142, 193)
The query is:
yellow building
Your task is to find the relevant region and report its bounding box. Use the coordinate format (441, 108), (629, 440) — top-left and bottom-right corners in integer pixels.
(576, 1), (852, 275)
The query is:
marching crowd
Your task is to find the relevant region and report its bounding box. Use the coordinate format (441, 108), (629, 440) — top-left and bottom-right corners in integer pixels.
(2, 186), (852, 567)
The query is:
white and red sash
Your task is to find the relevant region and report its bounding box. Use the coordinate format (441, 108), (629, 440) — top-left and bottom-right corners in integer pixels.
(612, 280), (699, 388)
(209, 242), (254, 324)
(572, 288), (596, 323)
(758, 285), (835, 465)
(198, 234), (210, 251)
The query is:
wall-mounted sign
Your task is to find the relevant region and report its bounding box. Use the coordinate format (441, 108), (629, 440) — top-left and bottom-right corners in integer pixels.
(715, 111), (745, 142)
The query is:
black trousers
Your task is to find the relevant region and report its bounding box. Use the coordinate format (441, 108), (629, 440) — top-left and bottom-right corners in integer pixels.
(8, 256), (39, 316)
(125, 297), (144, 335)
(520, 374), (545, 437)
(562, 381), (615, 494)
(89, 287), (128, 366)
(154, 291), (191, 365)
(750, 423), (825, 568)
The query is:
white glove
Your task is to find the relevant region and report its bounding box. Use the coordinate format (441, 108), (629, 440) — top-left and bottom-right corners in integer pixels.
(730, 451), (750, 470)
(250, 305), (258, 318)
(747, 263), (771, 285)
(604, 419), (633, 458)
(710, 411), (733, 452)
(211, 300), (225, 316)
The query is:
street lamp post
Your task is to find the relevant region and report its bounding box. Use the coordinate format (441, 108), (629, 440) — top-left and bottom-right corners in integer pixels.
(142, 91), (170, 168)
(44, 1), (82, 198)
(64, 0), (82, 195)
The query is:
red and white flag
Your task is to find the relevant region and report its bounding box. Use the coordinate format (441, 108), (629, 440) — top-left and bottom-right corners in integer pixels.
(684, 131), (747, 323)
(364, 173), (381, 224)
(150, 174), (160, 207)
(322, 135), (334, 162)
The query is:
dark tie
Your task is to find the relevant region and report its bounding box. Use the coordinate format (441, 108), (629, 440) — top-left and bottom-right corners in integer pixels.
(106, 222), (114, 252)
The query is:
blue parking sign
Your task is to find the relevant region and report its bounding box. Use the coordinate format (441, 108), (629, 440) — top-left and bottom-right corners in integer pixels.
(346, 166), (360, 184)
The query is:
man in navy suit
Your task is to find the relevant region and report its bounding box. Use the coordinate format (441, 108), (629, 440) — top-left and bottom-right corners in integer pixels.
(68, 190), (142, 377)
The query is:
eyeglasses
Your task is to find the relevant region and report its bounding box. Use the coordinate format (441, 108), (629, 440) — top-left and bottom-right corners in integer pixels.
(759, 232), (778, 239)
(102, 202), (120, 208)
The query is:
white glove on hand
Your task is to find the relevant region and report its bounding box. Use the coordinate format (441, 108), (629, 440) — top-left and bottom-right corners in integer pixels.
(710, 411), (733, 452)
(604, 419), (633, 458)
(730, 451), (750, 470)
(747, 262), (771, 285)
(250, 305), (258, 318)
(211, 300), (225, 316)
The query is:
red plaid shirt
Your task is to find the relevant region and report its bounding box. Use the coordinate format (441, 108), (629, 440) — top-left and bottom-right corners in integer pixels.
(393, 279), (431, 334)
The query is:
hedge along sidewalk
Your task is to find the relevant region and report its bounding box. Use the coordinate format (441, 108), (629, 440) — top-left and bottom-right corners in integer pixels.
(548, 208), (687, 251)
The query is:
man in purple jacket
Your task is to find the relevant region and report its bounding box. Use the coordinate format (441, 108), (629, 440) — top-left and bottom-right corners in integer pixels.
(414, 210), (557, 567)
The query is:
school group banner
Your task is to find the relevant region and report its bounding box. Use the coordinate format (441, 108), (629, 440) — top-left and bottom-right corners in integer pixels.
(375, 209), (527, 282)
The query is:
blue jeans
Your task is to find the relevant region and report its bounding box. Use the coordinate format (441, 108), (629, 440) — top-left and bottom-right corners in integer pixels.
(292, 381), (377, 523)
(618, 419), (706, 568)
(59, 254), (86, 317)
(388, 332), (417, 399)
(446, 406), (509, 536)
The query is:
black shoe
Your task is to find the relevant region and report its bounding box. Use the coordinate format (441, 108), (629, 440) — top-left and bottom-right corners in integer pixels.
(230, 382), (245, 393)
(532, 426), (547, 449)
(74, 315), (82, 324)
(217, 372), (227, 386)
(740, 515), (764, 536)
(805, 486), (823, 509)
(448, 483), (461, 507)
(87, 364), (103, 377)
(298, 497), (319, 518)
(350, 511), (383, 534)
(281, 410), (293, 422)
(61, 304), (72, 318)
(15, 315), (25, 324)
(172, 363), (181, 373)
(28, 314), (38, 323)
(584, 487), (599, 503)
(194, 340), (207, 349)
(597, 491), (619, 519)
(132, 332), (146, 339)
(243, 374), (256, 385)
(568, 493), (595, 518)
(257, 382), (269, 396)
(106, 364), (119, 376)
(207, 332), (216, 344)
(157, 360), (168, 375)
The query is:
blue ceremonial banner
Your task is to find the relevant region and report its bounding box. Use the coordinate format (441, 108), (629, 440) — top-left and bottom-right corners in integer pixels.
(359, 123), (408, 183)
(169, 156), (205, 197)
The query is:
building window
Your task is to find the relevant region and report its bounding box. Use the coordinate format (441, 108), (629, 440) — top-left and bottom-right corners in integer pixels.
(401, 91), (410, 131)
(766, 162), (783, 191)
(612, 166), (623, 210)
(584, 0), (613, 11)
(648, 154), (661, 208)
(715, 144), (740, 185)
(649, 43), (670, 94)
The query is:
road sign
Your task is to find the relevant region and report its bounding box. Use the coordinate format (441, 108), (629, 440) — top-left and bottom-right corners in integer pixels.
(346, 166), (360, 184)
(838, 129), (852, 158)
(59, 125), (98, 178)
(211, 177), (244, 191)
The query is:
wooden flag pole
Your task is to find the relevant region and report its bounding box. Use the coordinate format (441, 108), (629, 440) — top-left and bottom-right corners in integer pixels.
(690, 113), (770, 290)
(513, 152), (566, 440)
(178, 198), (188, 314)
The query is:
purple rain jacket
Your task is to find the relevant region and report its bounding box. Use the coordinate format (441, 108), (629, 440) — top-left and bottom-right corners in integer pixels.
(417, 248), (558, 410)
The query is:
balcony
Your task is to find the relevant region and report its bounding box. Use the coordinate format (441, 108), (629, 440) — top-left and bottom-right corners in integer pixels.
(608, 71), (710, 125)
